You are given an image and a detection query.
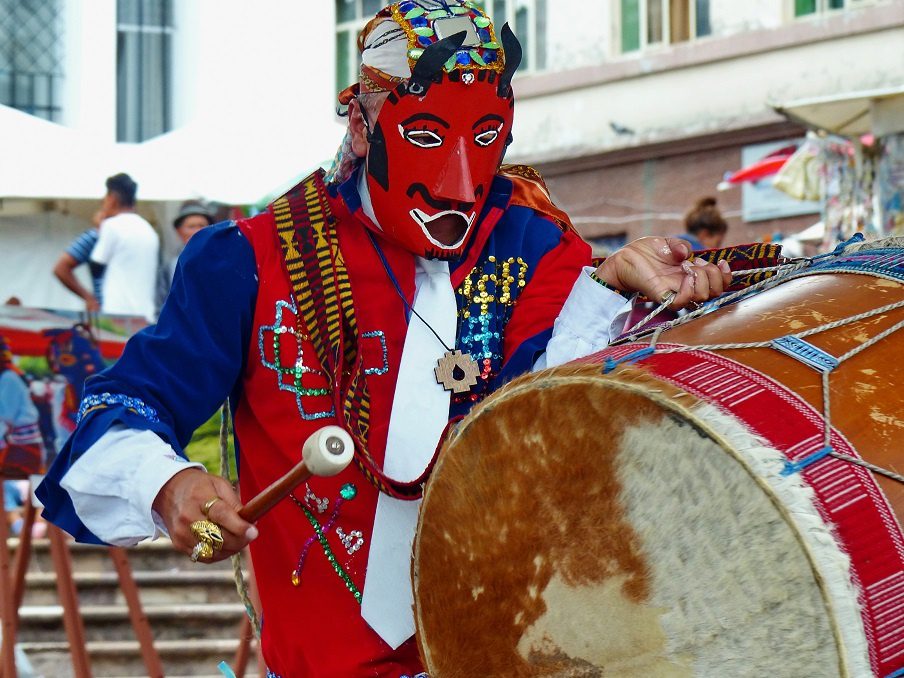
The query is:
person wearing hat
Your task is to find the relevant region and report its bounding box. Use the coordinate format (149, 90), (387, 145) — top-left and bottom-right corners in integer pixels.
(173, 201), (215, 246)
(37, 3), (729, 675)
(157, 202), (216, 312)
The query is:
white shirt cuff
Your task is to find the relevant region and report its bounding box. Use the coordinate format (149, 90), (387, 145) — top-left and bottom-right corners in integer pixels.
(537, 267), (633, 370)
(60, 424), (205, 546)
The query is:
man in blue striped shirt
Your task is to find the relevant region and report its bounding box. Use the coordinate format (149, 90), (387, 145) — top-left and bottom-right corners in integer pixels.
(53, 226), (105, 312)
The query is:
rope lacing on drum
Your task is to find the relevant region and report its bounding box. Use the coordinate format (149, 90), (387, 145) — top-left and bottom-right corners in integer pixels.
(608, 234), (904, 486)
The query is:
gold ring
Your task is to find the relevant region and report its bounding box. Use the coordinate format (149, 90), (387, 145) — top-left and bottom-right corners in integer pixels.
(202, 496), (221, 520)
(189, 519), (224, 561)
(660, 290), (677, 305)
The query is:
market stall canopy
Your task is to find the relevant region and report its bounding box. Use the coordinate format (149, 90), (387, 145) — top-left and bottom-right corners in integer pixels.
(1, 103), (343, 204)
(0, 305), (142, 359)
(772, 85), (904, 137)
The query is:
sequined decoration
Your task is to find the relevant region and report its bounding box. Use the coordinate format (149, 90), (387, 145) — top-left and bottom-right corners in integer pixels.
(361, 330), (389, 376)
(259, 300), (334, 421)
(289, 483), (363, 604)
(336, 527), (364, 555)
(77, 393), (160, 424)
(303, 483), (329, 514)
(456, 256), (528, 401)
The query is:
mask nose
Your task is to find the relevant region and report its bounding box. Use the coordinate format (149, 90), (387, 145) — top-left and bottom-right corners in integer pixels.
(432, 137), (476, 204)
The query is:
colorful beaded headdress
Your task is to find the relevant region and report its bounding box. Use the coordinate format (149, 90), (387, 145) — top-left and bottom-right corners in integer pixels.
(339, 1), (504, 101)
(327, 0), (515, 186)
(392, 1), (504, 73)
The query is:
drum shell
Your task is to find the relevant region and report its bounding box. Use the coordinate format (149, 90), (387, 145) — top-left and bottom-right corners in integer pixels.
(414, 264), (904, 677)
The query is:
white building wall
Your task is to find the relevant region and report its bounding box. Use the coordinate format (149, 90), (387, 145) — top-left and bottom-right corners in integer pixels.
(510, 5), (904, 163)
(542, 0), (610, 71)
(60, 0), (117, 142)
(709, 0), (784, 36)
(55, 0), (343, 157)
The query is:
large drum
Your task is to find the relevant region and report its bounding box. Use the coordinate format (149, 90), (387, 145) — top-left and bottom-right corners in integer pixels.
(414, 240), (904, 677)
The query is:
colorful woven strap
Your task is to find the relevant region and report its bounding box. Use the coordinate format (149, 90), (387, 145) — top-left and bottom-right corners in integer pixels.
(696, 242), (783, 292)
(271, 171), (426, 500)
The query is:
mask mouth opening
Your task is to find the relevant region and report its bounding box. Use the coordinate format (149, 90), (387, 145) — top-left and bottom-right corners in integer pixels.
(410, 208), (476, 250)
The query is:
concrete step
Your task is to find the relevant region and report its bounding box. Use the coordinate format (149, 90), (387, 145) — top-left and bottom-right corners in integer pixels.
(19, 638), (259, 678)
(22, 569), (246, 606)
(7, 537), (235, 573)
(18, 602), (247, 643)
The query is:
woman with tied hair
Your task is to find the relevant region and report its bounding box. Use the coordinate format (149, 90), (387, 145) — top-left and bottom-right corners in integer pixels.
(682, 196), (729, 251)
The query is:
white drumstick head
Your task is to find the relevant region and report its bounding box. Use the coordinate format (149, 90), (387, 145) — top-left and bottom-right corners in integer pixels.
(302, 425), (355, 477)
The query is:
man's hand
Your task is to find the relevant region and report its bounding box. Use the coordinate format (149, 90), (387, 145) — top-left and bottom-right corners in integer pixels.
(153, 468), (258, 563)
(86, 295), (100, 313)
(595, 237), (731, 309)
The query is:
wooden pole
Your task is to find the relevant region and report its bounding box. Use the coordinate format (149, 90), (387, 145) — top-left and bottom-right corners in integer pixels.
(0, 481), (18, 678)
(10, 501), (34, 611)
(47, 525), (92, 678)
(109, 548), (164, 677)
(232, 615), (252, 678)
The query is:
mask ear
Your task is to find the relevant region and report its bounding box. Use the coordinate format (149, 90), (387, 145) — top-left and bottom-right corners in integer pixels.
(497, 23), (522, 98)
(366, 122), (389, 191)
(407, 31), (467, 96)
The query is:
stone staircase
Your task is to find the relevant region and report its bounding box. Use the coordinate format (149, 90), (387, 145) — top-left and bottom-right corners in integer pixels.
(9, 537), (260, 677)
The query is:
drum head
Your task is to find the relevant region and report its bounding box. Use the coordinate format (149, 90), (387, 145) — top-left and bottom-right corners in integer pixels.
(414, 366), (855, 677)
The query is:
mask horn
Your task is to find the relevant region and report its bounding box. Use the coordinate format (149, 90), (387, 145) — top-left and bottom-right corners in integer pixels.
(497, 23), (522, 97)
(407, 31), (467, 96)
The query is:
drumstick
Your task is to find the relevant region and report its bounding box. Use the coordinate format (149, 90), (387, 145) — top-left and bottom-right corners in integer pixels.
(238, 426), (354, 523)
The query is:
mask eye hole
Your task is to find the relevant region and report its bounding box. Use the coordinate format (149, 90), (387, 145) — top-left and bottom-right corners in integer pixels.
(474, 124), (503, 147)
(399, 125), (444, 148)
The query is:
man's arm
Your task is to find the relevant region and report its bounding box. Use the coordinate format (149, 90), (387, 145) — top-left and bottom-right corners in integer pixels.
(38, 222), (259, 560)
(53, 252), (99, 312)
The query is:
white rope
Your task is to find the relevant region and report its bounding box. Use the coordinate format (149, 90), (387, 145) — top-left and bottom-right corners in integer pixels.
(618, 257), (814, 345)
(827, 452), (904, 484)
(220, 402), (262, 640)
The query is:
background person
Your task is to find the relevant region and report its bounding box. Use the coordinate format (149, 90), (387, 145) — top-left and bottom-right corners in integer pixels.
(679, 196), (728, 251)
(90, 173), (160, 320)
(52, 215), (106, 313)
(157, 202), (216, 312)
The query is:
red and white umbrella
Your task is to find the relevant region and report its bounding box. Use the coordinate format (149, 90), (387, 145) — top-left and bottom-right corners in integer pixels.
(717, 144), (798, 190)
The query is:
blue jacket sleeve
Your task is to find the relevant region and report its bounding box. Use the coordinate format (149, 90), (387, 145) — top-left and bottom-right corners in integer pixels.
(37, 222), (258, 543)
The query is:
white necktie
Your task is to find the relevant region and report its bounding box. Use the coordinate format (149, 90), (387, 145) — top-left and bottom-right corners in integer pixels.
(361, 256), (456, 649)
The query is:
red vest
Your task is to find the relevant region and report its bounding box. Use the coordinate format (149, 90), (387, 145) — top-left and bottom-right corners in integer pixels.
(235, 194), (423, 676)
(233, 168), (589, 675)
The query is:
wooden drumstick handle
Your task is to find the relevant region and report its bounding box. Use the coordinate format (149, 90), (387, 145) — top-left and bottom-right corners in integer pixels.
(237, 426), (354, 523)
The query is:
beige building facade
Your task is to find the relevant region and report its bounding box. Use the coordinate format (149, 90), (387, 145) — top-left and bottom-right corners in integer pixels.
(502, 0), (904, 250)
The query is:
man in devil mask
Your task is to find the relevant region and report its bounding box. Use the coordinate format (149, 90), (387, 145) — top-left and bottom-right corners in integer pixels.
(37, 3), (730, 675)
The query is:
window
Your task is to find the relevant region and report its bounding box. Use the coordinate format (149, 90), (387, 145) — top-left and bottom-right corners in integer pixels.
(490, 0), (547, 72)
(0, 0), (65, 122)
(795, 0), (852, 16)
(334, 0), (547, 96)
(620, 0), (711, 53)
(335, 0), (381, 97)
(116, 0), (173, 142)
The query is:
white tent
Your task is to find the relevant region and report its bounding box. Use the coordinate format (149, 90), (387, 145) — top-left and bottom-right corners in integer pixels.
(1, 103), (343, 205)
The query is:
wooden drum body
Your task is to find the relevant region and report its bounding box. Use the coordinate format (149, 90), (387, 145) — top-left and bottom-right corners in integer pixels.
(414, 243), (904, 677)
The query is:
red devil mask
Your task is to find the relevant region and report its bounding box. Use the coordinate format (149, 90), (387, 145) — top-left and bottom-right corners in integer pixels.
(363, 27), (521, 260)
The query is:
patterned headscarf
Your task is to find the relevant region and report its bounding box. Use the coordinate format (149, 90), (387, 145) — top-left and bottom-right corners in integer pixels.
(325, 0), (505, 185)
